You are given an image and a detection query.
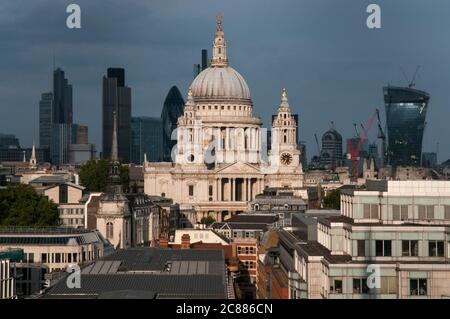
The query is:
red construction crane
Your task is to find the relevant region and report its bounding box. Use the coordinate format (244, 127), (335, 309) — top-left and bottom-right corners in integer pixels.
(347, 109), (377, 180)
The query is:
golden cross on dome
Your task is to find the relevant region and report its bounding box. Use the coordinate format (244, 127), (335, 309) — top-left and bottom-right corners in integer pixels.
(188, 87), (193, 96)
(282, 88), (287, 97)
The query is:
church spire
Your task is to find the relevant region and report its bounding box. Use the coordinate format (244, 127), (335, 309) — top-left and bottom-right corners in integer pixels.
(210, 15), (228, 67)
(30, 140), (37, 169)
(111, 111), (118, 162)
(104, 110), (123, 195)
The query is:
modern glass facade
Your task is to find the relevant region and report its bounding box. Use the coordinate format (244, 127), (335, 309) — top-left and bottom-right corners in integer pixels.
(39, 92), (53, 150)
(383, 86), (430, 167)
(161, 86), (184, 161)
(131, 117), (163, 164)
(102, 68), (131, 162)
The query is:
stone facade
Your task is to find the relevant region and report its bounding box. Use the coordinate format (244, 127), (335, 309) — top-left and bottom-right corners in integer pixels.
(144, 16), (303, 223)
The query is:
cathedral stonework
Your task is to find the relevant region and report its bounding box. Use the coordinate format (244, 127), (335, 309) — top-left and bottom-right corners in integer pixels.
(144, 16), (304, 223)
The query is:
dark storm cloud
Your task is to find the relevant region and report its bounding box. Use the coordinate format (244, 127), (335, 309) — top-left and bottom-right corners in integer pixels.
(1, 0), (450, 161)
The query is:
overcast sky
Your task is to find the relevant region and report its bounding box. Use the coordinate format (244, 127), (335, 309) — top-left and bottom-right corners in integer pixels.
(1, 0), (450, 161)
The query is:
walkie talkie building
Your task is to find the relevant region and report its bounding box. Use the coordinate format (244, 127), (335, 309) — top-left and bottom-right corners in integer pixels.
(383, 86), (430, 167)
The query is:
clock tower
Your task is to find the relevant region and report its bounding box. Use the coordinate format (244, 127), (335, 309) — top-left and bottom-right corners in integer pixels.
(270, 88), (301, 173)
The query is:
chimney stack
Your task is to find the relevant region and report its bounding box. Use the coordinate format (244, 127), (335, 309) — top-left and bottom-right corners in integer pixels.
(181, 234), (191, 249)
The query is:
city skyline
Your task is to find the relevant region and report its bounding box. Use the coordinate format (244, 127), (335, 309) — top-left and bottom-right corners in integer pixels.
(1, 0), (450, 162)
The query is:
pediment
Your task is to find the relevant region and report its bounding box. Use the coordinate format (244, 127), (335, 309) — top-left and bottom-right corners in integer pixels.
(215, 161), (262, 175)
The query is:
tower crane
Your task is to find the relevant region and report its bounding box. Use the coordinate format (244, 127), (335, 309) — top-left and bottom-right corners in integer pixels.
(348, 110), (377, 180)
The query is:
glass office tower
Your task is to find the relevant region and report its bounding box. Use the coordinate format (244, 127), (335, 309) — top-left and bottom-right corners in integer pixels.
(383, 86), (430, 167)
(131, 117), (164, 164)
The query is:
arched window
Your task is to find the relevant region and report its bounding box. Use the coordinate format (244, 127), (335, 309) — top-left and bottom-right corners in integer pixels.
(106, 222), (114, 239)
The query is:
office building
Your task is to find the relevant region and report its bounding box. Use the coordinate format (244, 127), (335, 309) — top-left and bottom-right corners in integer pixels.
(0, 228), (112, 273)
(384, 86), (430, 167)
(0, 133), (20, 149)
(278, 180), (450, 299)
(201, 49), (208, 71)
(160, 86), (184, 161)
(320, 127), (342, 170)
(50, 123), (72, 165)
(102, 68), (131, 163)
(39, 92), (53, 150)
(130, 117), (163, 164)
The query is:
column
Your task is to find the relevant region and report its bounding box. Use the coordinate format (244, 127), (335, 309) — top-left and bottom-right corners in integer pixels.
(216, 178), (220, 201)
(231, 178), (235, 201)
(243, 178), (247, 201)
(247, 178), (251, 201)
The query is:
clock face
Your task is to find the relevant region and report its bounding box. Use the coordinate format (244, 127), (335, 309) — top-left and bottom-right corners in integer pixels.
(280, 152), (293, 165)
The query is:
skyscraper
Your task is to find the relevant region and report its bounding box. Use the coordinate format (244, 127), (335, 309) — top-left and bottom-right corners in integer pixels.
(201, 49), (208, 71)
(383, 86), (430, 167)
(36, 67), (74, 165)
(39, 92), (53, 150)
(130, 117), (163, 164)
(320, 127), (343, 169)
(160, 86), (184, 161)
(52, 68), (73, 124)
(102, 68), (131, 163)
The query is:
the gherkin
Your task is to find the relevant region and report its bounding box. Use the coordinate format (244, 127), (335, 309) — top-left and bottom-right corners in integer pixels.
(161, 86), (185, 161)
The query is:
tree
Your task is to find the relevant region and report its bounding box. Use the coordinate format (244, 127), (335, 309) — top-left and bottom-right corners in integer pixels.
(79, 159), (130, 192)
(0, 184), (59, 226)
(323, 188), (341, 210)
(200, 215), (216, 226)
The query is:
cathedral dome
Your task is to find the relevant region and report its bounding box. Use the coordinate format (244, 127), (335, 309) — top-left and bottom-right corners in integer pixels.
(190, 15), (251, 102)
(191, 66), (250, 100)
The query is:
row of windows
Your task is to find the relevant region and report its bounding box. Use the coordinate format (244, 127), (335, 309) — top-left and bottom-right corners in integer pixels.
(197, 104), (250, 111)
(237, 246), (255, 255)
(362, 204), (450, 220)
(241, 261), (256, 270)
(61, 218), (84, 225)
(330, 277), (402, 295)
(41, 251), (92, 264)
(59, 208), (84, 216)
(356, 239), (446, 257)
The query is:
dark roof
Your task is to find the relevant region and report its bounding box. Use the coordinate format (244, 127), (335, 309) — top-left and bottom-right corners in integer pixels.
(100, 248), (224, 272)
(224, 214), (279, 224)
(44, 274), (226, 299)
(211, 222), (268, 231)
(43, 247), (228, 299)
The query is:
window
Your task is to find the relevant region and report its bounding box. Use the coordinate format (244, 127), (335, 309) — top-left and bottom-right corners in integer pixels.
(392, 205), (400, 220)
(188, 185), (194, 197)
(357, 240), (366, 257)
(375, 240), (392, 256)
(363, 204), (379, 219)
(402, 240), (419, 257)
(41, 253), (47, 263)
(445, 206), (450, 220)
(418, 205), (434, 220)
(428, 240), (444, 257)
(380, 277), (397, 294)
(410, 278), (427, 296)
(55, 253), (61, 263)
(106, 222), (114, 239)
(208, 185), (213, 197)
(393, 205), (409, 220)
(28, 253), (34, 263)
(330, 278), (343, 294)
(353, 278), (370, 294)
